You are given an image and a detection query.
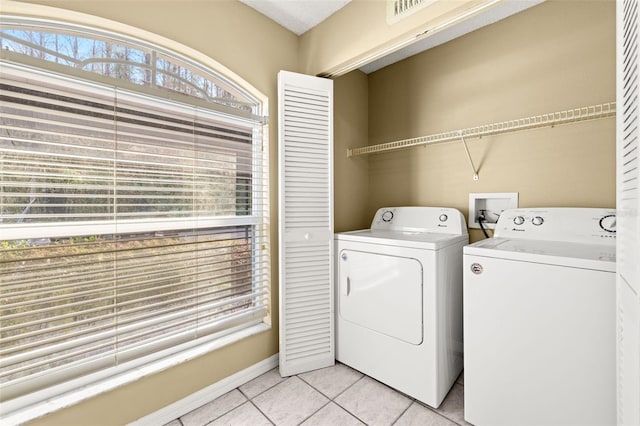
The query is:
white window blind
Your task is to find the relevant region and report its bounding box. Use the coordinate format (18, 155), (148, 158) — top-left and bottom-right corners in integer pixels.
(0, 63), (269, 401)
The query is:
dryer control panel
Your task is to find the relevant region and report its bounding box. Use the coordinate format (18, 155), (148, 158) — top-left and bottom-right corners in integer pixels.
(371, 207), (467, 235)
(494, 208), (616, 245)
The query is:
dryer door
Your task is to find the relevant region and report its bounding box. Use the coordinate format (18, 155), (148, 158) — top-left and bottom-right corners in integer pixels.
(338, 249), (423, 344)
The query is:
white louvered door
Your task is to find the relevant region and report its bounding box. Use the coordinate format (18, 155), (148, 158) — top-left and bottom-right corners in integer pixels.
(278, 71), (334, 376)
(617, 1), (640, 424)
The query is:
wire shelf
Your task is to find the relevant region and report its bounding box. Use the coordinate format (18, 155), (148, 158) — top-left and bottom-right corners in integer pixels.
(347, 102), (617, 158)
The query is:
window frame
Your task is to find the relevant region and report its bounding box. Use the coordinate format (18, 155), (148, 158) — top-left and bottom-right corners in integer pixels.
(0, 8), (270, 423)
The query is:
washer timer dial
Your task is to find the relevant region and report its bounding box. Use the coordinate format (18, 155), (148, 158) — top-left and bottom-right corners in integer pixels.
(599, 214), (616, 233)
(381, 210), (394, 222)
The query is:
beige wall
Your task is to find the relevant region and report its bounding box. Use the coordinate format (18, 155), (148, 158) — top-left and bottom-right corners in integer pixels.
(9, 1), (298, 424)
(366, 0), (616, 242)
(334, 70), (371, 232)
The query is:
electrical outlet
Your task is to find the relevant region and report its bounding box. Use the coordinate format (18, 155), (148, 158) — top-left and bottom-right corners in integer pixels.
(469, 193), (518, 229)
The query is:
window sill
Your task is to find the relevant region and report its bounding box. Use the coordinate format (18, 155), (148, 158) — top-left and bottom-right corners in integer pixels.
(1, 322), (271, 426)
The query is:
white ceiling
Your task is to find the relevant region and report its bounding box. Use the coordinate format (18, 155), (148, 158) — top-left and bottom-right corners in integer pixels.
(239, 0), (351, 36)
(240, 0), (542, 75)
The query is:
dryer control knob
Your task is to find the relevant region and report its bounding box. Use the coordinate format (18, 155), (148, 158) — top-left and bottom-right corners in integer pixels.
(439, 214), (448, 222)
(532, 216), (544, 226)
(599, 214), (616, 233)
(513, 216), (525, 226)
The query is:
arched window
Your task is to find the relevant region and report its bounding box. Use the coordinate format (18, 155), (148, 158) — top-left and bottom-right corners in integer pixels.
(0, 17), (262, 117)
(0, 14), (269, 414)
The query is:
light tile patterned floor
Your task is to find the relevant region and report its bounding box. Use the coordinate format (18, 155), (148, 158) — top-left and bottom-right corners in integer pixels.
(165, 363), (468, 426)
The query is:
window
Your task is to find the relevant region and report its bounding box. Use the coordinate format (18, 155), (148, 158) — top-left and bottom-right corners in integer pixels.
(0, 17), (269, 407)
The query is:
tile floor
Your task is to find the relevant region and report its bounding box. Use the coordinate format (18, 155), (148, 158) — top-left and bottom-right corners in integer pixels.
(164, 363), (469, 426)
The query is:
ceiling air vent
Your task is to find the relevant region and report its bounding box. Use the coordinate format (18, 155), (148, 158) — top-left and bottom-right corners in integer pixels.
(387, 0), (437, 24)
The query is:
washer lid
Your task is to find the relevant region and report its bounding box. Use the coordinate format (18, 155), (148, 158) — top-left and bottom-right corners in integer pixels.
(464, 237), (616, 272)
(335, 229), (468, 250)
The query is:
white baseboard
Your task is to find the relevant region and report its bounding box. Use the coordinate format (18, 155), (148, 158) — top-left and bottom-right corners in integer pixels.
(129, 354), (279, 426)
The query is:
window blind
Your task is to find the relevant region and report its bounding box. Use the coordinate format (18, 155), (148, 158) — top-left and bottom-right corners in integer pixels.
(0, 63), (269, 401)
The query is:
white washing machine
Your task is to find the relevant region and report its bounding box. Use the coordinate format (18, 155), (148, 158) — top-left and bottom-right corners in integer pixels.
(463, 208), (616, 426)
(335, 206), (468, 408)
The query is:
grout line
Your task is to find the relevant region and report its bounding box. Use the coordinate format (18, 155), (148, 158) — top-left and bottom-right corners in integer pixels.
(238, 368), (287, 400)
(335, 405), (368, 426)
(296, 364), (362, 401)
(429, 406), (465, 426)
(421, 382), (468, 426)
(286, 373), (332, 424)
(199, 391), (250, 426)
(173, 395), (234, 425)
(331, 374), (417, 426)
(293, 364), (369, 425)
(390, 399), (414, 425)
(332, 405), (368, 426)
(328, 375), (369, 424)
(198, 400), (253, 426)
(296, 373), (329, 398)
(330, 372), (366, 402)
(247, 399), (276, 426)
(293, 399), (332, 426)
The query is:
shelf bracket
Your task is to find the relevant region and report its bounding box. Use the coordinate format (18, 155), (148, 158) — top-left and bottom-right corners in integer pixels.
(460, 131), (479, 181)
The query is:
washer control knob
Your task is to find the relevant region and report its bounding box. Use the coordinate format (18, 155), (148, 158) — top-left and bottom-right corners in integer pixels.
(513, 216), (525, 226)
(381, 210), (394, 222)
(532, 216), (544, 226)
(439, 214), (448, 222)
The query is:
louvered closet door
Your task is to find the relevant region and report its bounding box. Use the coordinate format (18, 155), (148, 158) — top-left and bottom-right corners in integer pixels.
(617, 0), (640, 424)
(278, 71), (334, 376)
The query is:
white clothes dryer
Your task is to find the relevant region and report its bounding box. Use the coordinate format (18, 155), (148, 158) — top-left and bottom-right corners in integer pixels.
(335, 206), (468, 408)
(463, 208), (616, 426)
